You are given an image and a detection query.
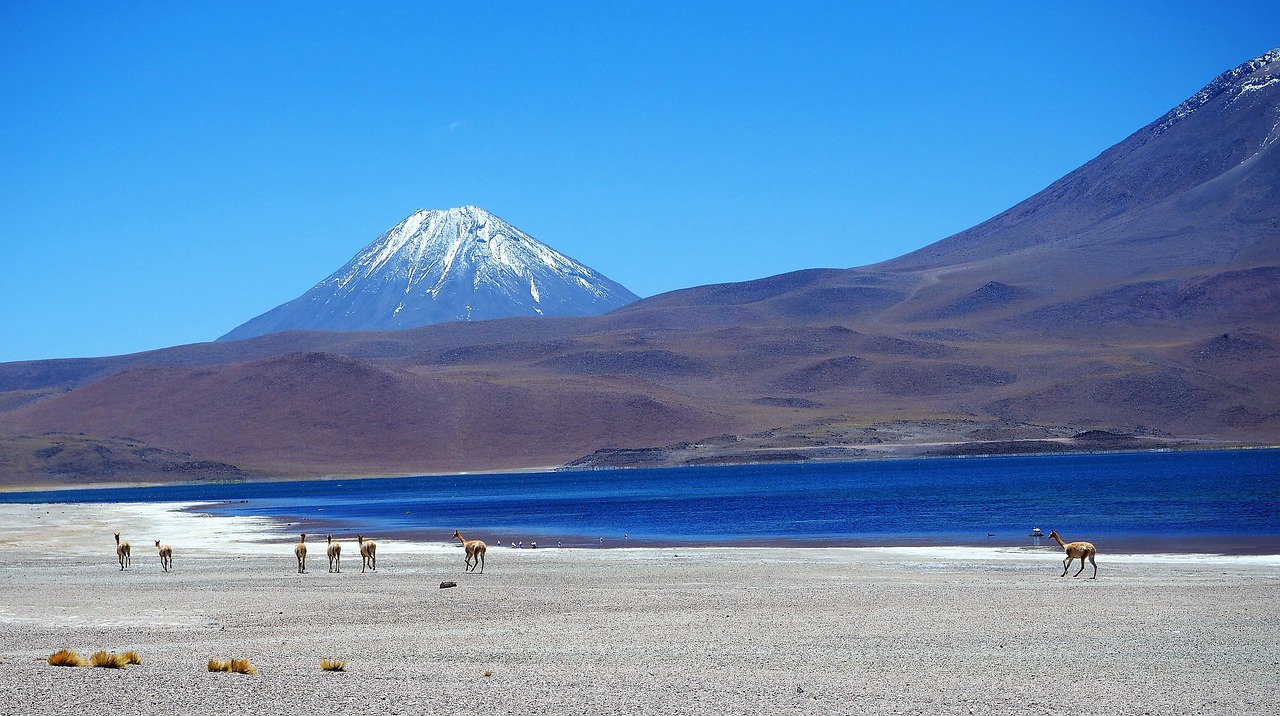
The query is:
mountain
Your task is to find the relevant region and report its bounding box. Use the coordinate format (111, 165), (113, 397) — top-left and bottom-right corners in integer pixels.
(877, 48), (1280, 287)
(2, 50), (1278, 484)
(220, 206), (640, 341)
(656, 48), (1280, 336)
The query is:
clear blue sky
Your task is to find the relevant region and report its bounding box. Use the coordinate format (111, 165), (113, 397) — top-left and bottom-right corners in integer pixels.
(2, 2), (1276, 362)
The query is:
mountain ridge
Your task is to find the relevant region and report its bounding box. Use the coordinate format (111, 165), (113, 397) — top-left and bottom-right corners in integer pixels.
(877, 48), (1280, 277)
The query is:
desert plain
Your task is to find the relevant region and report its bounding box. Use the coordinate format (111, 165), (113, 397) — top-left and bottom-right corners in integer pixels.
(0, 502), (1277, 716)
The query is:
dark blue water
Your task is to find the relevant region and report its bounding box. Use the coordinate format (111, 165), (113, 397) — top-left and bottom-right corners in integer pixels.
(3, 450), (1278, 553)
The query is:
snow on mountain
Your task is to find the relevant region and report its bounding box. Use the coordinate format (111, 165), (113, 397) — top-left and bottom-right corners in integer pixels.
(219, 206), (640, 341)
(1151, 48), (1280, 135)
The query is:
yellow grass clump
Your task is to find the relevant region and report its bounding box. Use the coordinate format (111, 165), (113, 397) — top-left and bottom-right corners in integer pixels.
(209, 658), (257, 675)
(47, 649), (86, 667)
(90, 651), (129, 669)
(121, 651), (143, 665)
(319, 659), (347, 672)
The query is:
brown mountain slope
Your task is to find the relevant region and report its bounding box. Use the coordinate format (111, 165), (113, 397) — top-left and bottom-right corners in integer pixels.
(0, 433), (252, 489)
(2, 352), (729, 476)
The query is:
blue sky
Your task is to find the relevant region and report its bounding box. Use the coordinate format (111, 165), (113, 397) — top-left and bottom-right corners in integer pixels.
(2, 2), (1277, 363)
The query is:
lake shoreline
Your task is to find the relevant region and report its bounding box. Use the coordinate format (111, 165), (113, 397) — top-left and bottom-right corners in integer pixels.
(5, 502), (1280, 559)
(3, 447), (1277, 555)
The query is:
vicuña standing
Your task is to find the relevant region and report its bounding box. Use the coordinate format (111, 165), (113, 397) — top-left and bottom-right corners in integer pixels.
(358, 534), (377, 573)
(154, 540), (173, 572)
(114, 533), (131, 571)
(453, 530), (487, 574)
(1048, 529), (1097, 579)
(295, 533), (308, 574)
(327, 534), (341, 573)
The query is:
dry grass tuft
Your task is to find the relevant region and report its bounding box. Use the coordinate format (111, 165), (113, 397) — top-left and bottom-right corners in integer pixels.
(47, 649), (86, 667)
(90, 651), (129, 669)
(319, 659), (347, 672)
(484, 670), (493, 677)
(120, 651), (143, 665)
(208, 657), (257, 674)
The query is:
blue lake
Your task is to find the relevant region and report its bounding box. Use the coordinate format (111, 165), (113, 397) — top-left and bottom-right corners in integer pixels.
(3, 449), (1278, 553)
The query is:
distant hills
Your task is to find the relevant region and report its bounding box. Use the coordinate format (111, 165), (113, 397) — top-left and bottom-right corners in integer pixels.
(2, 49), (1278, 486)
(220, 206), (639, 341)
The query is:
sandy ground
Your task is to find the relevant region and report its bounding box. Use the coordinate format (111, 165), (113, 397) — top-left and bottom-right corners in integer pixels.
(0, 504), (1277, 716)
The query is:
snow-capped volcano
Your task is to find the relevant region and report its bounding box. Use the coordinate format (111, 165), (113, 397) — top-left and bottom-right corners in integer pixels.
(220, 206), (640, 340)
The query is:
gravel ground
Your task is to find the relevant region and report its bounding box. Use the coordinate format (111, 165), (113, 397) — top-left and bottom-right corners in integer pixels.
(0, 505), (1277, 715)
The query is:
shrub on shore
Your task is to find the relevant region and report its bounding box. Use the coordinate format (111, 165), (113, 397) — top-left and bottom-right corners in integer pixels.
(209, 658), (257, 675)
(320, 659), (347, 672)
(90, 651), (129, 669)
(47, 649), (86, 667)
